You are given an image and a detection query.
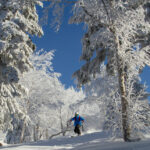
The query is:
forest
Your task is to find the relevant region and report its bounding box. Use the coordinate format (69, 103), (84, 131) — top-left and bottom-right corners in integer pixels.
(0, 0), (150, 148)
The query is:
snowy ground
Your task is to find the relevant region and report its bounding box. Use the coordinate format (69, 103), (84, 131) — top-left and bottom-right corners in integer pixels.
(1, 131), (150, 150)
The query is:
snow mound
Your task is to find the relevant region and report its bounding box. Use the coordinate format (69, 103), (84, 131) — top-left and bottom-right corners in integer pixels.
(2, 131), (150, 150)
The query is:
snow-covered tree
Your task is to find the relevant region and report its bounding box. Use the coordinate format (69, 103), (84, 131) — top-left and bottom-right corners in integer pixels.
(83, 65), (150, 138)
(83, 65), (121, 136)
(19, 49), (85, 140)
(40, 0), (76, 31)
(127, 82), (150, 138)
(70, 0), (150, 141)
(0, 0), (43, 143)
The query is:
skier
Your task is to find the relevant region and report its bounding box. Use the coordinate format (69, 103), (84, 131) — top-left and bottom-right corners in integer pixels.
(69, 112), (84, 136)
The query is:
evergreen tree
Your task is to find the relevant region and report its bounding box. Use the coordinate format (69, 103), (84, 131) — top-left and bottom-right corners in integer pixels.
(0, 0), (43, 143)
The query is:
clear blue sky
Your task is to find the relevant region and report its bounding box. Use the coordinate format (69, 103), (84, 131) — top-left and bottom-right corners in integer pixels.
(33, 4), (84, 88)
(33, 3), (150, 99)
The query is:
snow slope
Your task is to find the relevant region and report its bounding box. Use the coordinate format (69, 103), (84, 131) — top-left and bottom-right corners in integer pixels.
(1, 131), (150, 150)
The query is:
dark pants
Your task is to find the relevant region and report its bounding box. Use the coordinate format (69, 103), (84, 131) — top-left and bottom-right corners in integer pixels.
(74, 125), (81, 135)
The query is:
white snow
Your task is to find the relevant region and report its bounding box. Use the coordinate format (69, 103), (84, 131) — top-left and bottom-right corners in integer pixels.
(1, 131), (150, 150)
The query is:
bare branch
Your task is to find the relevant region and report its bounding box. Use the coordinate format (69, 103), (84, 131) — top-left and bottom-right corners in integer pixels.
(101, 0), (112, 24)
(41, 0), (77, 4)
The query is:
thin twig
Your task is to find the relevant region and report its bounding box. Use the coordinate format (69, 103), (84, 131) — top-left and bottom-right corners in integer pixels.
(41, 0), (77, 4)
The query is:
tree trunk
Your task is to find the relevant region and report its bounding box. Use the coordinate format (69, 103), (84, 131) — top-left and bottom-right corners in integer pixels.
(113, 28), (131, 141)
(20, 117), (26, 143)
(117, 63), (131, 141)
(59, 107), (66, 136)
(33, 124), (40, 141)
(45, 128), (49, 139)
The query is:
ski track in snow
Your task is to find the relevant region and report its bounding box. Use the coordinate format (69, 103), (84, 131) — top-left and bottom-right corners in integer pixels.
(1, 132), (150, 150)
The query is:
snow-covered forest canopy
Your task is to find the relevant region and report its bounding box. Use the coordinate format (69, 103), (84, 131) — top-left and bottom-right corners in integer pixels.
(0, 0), (150, 146)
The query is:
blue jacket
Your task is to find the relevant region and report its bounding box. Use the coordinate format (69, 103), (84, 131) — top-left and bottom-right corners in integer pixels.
(70, 115), (84, 126)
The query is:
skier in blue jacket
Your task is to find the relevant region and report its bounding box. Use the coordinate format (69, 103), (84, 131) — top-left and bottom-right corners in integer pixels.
(70, 112), (84, 136)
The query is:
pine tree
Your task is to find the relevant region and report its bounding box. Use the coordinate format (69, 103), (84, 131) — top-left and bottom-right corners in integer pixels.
(70, 0), (150, 141)
(0, 0), (43, 143)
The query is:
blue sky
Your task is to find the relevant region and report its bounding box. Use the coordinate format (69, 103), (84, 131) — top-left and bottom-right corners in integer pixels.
(33, 3), (150, 99)
(33, 4), (84, 88)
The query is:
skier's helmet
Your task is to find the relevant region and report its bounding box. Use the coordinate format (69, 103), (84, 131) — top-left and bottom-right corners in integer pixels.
(75, 112), (79, 116)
